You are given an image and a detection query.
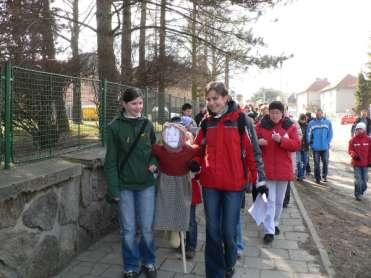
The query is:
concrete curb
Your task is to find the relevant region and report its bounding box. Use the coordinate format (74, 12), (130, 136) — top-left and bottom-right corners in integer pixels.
(291, 182), (336, 278)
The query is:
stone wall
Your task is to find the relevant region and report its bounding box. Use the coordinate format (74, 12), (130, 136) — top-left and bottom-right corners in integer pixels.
(0, 147), (117, 278)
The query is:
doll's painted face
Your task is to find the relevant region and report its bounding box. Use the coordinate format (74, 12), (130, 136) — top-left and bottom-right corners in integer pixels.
(163, 126), (181, 149)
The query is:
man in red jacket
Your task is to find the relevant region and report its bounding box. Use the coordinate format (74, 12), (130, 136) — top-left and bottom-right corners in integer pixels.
(348, 122), (371, 201)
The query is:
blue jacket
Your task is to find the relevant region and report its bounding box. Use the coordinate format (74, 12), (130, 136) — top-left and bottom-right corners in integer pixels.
(307, 117), (333, 151)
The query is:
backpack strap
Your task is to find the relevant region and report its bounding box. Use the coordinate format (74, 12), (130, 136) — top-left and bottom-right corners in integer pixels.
(237, 112), (248, 179)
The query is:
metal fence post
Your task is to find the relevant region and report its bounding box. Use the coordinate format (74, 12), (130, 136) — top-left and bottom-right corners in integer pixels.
(100, 80), (107, 146)
(144, 87), (148, 117)
(4, 63), (12, 169)
(169, 94), (172, 121)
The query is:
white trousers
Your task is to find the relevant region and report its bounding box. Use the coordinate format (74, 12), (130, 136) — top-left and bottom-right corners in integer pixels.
(263, 180), (288, 234)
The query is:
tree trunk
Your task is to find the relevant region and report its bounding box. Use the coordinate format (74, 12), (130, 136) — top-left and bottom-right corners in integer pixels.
(225, 53), (229, 90)
(40, 0), (55, 67)
(96, 0), (119, 82)
(191, 1), (198, 101)
(121, 0), (132, 84)
(71, 0), (82, 123)
(96, 0), (119, 124)
(138, 0), (147, 87)
(158, 0), (166, 123)
(41, 0), (70, 135)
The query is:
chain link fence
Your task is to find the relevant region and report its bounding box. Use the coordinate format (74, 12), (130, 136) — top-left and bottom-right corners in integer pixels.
(0, 64), (198, 168)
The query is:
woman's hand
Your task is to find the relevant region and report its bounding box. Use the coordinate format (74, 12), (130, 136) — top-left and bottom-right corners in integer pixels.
(148, 164), (157, 173)
(272, 131), (281, 143)
(258, 138), (268, 146)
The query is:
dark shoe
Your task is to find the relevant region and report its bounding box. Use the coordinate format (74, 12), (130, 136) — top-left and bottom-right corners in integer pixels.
(297, 177), (303, 182)
(315, 179), (321, 184)
(275, 226), (280, 235)
(355, 196), (362, 201)
(322, 177), (327, 182)
(141, 265), (157, 278)
(185, 249), (195, 259)
(123, 271), (139, 278)
(263, 234), (274, 244)
(225, 267), (235, 278)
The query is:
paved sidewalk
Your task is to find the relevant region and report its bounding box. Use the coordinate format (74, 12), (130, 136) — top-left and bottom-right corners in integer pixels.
(54, 192), (328, 278)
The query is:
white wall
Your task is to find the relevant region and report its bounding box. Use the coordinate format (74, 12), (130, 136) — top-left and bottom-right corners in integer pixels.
(308, 91), (321, 108)
(321, 89), (336, 117)
(296, 93), (307, 113)
(336, 88), (356, 113)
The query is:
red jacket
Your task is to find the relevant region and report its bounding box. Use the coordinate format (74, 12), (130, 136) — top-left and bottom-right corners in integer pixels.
(194, 104), (257, 191)
(256, 116), (301, 181)
(191, 175), (202, 204)
(348, 133), (371, 167)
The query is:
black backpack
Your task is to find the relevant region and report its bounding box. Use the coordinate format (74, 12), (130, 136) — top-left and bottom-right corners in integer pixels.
(200, 112), (248, 178)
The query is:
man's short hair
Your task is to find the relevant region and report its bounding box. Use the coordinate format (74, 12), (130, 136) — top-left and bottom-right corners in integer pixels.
(182, 103), (192, 111)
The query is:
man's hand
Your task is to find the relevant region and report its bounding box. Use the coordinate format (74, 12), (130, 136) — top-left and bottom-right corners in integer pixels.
(256, 185), (269, 197)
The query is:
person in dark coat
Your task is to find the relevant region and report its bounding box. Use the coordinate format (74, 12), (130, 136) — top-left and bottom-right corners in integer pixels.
(351, 109), (371, 136)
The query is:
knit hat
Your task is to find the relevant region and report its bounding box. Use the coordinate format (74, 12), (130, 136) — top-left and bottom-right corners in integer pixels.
(268, 101), (285, 113)
(355, 122), (366, 131)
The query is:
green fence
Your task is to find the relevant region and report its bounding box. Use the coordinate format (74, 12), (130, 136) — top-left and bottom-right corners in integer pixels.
(0, 64), (198, 168)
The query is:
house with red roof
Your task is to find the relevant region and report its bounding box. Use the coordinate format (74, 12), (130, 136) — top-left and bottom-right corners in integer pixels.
(320, 74), (357, 117)
(296, 78), (330, 113)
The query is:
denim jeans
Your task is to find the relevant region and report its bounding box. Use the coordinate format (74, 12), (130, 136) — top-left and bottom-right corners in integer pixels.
(235, 209), (245, 254)
(118, 186), (156, 273)
(354, 167), (368, 198)
(296, 151), (308, 179)
(313, 150), (329, 181)
(202, 187), (243, 278)
(186, 205), (197, 251)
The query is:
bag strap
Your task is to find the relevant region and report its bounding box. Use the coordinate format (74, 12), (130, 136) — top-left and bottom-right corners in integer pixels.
(119, 119), (149, 173)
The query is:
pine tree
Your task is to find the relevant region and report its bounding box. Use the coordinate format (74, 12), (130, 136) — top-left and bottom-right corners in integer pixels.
(355, 73), (371, 112)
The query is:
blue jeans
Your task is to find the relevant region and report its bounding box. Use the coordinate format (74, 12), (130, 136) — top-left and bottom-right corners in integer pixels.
(186, 205), (197, 251)
(296, 151), (308, 179)
(235, 209), (245, 254)
(118, 186), (156, 273)
(313, 150), (329, 181)
(202, 187), (243, 278)
(354, 167), (368, 198)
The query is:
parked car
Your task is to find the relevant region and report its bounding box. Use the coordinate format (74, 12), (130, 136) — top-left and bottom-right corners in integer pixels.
(341, 114), (357, 125)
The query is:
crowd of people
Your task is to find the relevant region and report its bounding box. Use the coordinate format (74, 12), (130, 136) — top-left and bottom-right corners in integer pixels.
(103, 82), (370, 278)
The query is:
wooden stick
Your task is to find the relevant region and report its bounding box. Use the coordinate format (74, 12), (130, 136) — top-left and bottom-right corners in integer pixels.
(180, 231), (187, 273)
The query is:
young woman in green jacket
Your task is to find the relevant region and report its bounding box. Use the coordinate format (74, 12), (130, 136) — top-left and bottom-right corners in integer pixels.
(104, 88), (158, 278)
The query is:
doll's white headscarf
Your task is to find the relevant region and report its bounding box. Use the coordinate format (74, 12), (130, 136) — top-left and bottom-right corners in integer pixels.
(162, 123), (193, 152)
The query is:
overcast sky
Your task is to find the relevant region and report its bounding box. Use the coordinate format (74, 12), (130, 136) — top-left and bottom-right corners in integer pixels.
(230, 0), (371, 99)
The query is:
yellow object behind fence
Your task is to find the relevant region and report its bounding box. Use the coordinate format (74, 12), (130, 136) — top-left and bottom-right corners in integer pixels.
(82, 107), (98, 121)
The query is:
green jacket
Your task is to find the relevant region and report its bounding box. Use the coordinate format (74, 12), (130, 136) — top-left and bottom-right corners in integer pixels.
(104, 114), (157, 198)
